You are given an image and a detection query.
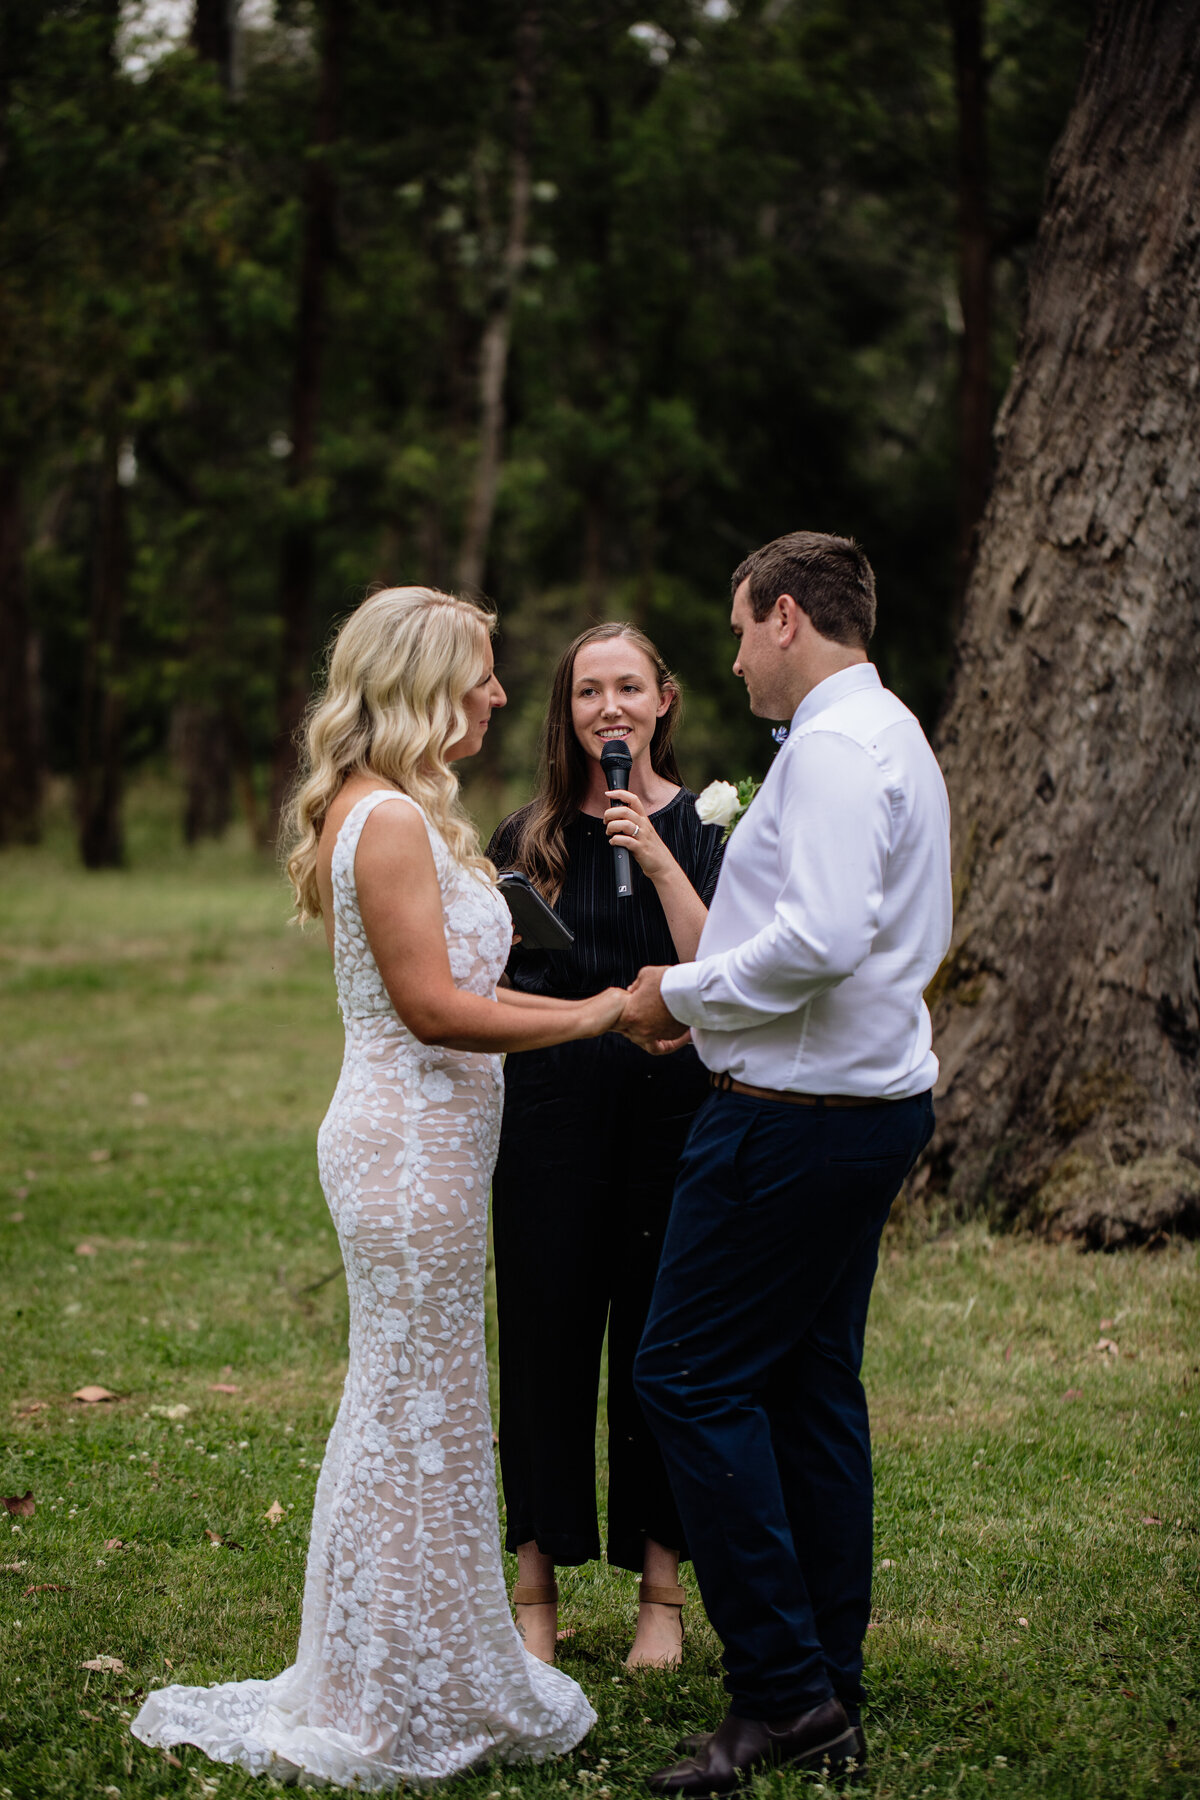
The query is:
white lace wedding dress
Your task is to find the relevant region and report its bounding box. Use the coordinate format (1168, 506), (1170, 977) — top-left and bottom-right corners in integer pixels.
(133, 790), (595, 1787)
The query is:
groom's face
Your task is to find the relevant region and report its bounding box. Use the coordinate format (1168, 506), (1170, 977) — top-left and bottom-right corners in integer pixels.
(731, 579), (782, 718)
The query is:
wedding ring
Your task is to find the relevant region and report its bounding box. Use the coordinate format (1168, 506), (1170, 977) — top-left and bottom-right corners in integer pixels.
(631, 824), (640, 837)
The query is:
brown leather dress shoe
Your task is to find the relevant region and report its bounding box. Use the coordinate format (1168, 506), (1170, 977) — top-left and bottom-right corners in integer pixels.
(649, 1700), (865, 1794)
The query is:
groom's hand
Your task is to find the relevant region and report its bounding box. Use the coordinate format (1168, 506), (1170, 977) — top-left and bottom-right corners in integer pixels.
(620, 966), (686, 1053)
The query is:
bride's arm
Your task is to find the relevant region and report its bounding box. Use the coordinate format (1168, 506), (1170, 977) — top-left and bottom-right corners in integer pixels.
(355, 804), (624, 1052)
(494, 985), (567, 1010)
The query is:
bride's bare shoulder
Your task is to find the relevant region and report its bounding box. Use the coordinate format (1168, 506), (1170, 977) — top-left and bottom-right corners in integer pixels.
(315, 780), (424, 895)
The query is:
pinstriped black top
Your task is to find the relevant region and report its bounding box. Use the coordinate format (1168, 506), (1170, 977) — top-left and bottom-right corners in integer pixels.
(487, 791), (725, 1001)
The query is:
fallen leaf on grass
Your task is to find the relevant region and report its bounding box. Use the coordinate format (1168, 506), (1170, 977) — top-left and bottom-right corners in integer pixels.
(204, 1529), (243, 1550)
(75, 1243), (99, 1257)
(2, 1561), (27, 1572)
(72, 1386), (119, 1404)
(81, 1656), (125, 1673)
(149, 1403), (190, 1420)
(24, 1584), (68, 1596)
(1096, 1338), (1119, 1357)
(1141, 1513), (1164, 1525)
(1121, 1688), (1136, 1699)
(1100, 1317), (1115, 1329)
(1063, 1388), (1083, 1401)
(264, 1500), (285, 1526)
(3, 1492), (35, 1517)
(104, 1538), (125, 1552)
(15, 1401), (48, 1416)
(88, 1149), (112, 1164)
(9, 1211), (25, 1223)
(210, 1383), (239, 1394)
(162, 1751), (182, 1768)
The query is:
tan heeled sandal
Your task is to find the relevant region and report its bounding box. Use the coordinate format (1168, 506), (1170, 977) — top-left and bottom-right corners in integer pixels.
(512, 1582), (558, 1664)
(625, 1581), (686, 1670)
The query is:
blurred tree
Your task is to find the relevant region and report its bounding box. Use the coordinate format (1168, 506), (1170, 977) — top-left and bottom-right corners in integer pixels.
(929, 0), (1200, 1242)
(0, 3), (45, 845)
(269, 0), (349, 837)
(171, 0), (240, 846)
(456, 0), (540, 598)
(191, 0), (237, 93)
(948, 0), (990, 597)
(1, 0), (1091, 856)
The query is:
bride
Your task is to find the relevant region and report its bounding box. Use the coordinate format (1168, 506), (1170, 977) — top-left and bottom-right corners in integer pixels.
(133, 588), (624, 1787)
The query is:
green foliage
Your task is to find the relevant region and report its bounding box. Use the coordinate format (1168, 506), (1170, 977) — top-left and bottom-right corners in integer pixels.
(1, 806), (1197, 1796)
(1, 0), (1093, 836)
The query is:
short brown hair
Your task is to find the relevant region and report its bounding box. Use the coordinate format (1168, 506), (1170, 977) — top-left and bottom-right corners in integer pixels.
(731, 531), (876, 648)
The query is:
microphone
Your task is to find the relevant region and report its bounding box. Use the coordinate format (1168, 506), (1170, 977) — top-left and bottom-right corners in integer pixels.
(599, 740), (634, 900)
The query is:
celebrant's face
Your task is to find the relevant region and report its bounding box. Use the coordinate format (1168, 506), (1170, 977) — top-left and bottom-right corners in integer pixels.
(445, 647), (506, 762)
(570, 639), (673, 768)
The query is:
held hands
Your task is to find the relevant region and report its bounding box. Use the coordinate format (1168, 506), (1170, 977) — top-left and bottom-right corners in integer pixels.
(604, 788), (671, 880)
(617, 965), (690, 1055)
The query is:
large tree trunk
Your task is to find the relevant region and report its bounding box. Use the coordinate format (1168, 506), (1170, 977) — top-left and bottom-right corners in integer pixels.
(268, 0), (347, 841)
(77, 433), (128, 870)
(0, 465), (41, 844)
(928, 0), (1200, 1245)
(949, 0), (992, 598)
(456, 1), (539, 597)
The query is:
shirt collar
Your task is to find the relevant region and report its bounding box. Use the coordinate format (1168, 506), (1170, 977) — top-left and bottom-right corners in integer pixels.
(788, 661), (880, 731)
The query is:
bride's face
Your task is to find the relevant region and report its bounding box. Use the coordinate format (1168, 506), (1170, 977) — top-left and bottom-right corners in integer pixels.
(570, 639), (672, 770)
(445, 647), (506, 762)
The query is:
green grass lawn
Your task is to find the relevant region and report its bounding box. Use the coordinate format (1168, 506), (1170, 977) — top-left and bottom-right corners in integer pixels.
(2, 795), (1198, 1799)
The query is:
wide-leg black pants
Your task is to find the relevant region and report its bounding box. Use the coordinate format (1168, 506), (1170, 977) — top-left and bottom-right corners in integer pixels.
(492, 1033), (707, 1572)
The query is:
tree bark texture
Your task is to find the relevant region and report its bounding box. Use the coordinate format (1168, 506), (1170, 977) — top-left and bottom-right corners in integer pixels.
(949, 0), (992, 597)
(77, 435), (128, 870)
(456, 1), (539, 598)
(0, 465), (41, 844)
(929, 0), (1200, 1245)
(268, 0), (347, 840)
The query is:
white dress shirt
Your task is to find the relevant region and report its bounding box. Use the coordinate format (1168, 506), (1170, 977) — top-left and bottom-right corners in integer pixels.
(661, 663), (952, 1098)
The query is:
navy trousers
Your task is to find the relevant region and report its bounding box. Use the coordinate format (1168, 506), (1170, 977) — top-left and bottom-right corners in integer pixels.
(634, 1087), (934, 1720)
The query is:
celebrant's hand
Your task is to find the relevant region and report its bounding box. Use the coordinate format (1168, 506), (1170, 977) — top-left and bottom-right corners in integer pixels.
(603, 787), (672, 880)
(619, 965), (685, 1051)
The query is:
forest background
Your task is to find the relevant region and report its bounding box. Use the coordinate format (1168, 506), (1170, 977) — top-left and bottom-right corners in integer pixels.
(0, 0), (1094, 861)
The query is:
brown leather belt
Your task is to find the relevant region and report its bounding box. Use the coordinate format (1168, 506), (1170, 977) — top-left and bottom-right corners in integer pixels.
(710, 1072), (892, 1108)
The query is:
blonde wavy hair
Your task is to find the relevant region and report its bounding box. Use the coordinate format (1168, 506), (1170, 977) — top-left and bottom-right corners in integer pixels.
(284, 586), (498, 922)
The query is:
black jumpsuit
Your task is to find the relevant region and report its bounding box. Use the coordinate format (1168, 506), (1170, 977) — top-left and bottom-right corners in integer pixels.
(488, 793), (725, 1572)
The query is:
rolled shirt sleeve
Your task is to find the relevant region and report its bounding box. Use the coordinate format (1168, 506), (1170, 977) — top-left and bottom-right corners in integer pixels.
(661, 732), (894, 1033)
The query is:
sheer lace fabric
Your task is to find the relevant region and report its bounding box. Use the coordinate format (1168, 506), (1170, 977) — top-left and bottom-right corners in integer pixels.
(132, 790), (595, 1787)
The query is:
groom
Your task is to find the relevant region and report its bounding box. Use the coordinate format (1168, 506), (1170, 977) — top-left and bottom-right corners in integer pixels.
(619, 531), (952, 1792)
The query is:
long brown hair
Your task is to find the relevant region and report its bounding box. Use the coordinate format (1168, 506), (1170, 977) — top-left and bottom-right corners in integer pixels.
(507, 622), (684, 903)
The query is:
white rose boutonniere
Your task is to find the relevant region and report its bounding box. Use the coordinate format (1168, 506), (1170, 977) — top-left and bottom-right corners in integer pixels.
(695, 776), (761, 842)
